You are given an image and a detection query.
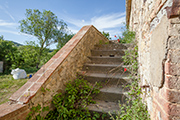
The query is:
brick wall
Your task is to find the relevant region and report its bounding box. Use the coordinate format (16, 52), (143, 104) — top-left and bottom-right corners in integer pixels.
(0, 25), (109, 120)
(126, 0), (180, 119)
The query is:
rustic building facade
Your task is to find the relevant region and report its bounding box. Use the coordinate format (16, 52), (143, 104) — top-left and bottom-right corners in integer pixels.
(126, 0), (180, 119)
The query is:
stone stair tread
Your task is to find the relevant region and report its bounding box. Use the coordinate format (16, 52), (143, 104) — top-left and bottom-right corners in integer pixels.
(84, 63), (129, 68)
(84, 72), (130, 79)
(87, 100), (119, 113)
(91, 49), (127, 52)
(88, 56), (122, 58)
(84, 40), (132, 116)
(100, 86), (128, 94)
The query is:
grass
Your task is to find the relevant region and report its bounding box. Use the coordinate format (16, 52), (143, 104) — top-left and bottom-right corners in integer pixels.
(0, 74), (28, 104)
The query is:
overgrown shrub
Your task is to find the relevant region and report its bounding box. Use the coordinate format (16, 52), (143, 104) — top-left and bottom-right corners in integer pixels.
(44, 78), (101, 120)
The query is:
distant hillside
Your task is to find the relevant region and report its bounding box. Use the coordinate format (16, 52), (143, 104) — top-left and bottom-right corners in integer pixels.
(11, 41), (23, 46)
(5, 40), (55, 52)
(5, 40), (23, 46)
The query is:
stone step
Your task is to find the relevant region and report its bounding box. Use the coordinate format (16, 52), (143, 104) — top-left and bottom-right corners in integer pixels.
(82, 64), (130, 74)
(87, 100), (119, 114)
(80, 73), (131, 86)
(91, 49), (126, 56)
(88, 56), (123, 64)
(94, 41), (132, 50)
(94, 86), (128, 103)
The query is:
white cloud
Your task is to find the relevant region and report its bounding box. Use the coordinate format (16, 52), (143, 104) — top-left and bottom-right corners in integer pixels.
(65, 12), (126, 36)
(91, 12), (125, 29)
(0, 19), (17, 26)
(68, 26), (79, 33)
(0, 29), (36, 39)
(0, 29), (19, 35)
(0, 5), (15, 21)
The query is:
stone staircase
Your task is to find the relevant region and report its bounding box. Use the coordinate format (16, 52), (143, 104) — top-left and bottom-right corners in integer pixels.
(79, 40), (131, 119)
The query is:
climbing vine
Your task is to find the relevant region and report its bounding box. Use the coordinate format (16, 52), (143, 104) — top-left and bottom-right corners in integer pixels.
(110, 28), (150, 120)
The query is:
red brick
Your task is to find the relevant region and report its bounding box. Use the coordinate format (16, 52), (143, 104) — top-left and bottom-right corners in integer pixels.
(165, 61), (170, 74)
(169, 115), (180, 120)
(152, 99), (170, 120)
(9, 82), (33, 101)
(165, 75), (180, 90)
(18, 91), (36, 104)
(37, 69), (54, 83)
(153, 90), (170, 115)
(36, 66), (46, 75)
(160, 87), (180, 104)
(154, 91), (180, 116)
(29, 83), (42, 92)
(43, 58), (55, 68)
(49, 58), (64, 70)
(0, 103), (28, 120)
(52, 49), (63, 58)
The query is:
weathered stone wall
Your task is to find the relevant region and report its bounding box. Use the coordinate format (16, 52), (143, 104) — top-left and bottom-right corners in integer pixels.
(127, 0), (180, 119)
(0, 25), (109, 119)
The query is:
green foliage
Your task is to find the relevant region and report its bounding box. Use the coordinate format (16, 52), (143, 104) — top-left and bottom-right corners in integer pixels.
(57, 33), (74, 49)
(0, 39), (17, 73)
(118, 28), (135, 43)
(19, 9), (68, 68)
(45, 78), (101, 120)
(26, 104), (49, 120)
(102, 31), (111, 40)
(110, 29), (150, 120)
(122, 42), (138, 74)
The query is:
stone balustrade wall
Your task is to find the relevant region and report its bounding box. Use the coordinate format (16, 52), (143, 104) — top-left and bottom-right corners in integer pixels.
(0, 25), (109, 120)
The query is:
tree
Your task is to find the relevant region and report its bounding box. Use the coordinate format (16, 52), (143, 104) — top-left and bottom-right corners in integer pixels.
(0, 35), (4, 40)
(19, 9), (67, 68)
(56, 33), (74, 49)
(0, 37), (17, 73)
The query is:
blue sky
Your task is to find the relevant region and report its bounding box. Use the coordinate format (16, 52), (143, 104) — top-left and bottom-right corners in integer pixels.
(0, 0), (126, 49)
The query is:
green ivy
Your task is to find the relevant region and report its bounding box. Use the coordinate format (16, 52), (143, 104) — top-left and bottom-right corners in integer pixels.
(26, 104), (49, 120)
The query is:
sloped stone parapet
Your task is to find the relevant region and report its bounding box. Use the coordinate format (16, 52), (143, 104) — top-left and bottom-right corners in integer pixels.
(0, 25), (109, 119)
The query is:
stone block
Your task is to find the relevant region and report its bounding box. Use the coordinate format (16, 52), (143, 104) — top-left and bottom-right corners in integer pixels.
(169, 24), (180, 36)
(170, 17), (180, 24)
(169, 63), (180, 76)
(0, 61), (3, 73)
(165, 75), (180, 90)
(168, 50), (180, 64)
(150, 15), (169, 87)
(168, 36), (180, 49)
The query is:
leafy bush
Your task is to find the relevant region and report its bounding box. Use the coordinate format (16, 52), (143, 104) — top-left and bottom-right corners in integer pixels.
(45, 78), (101, 120)
(118, 28), (135, 44)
